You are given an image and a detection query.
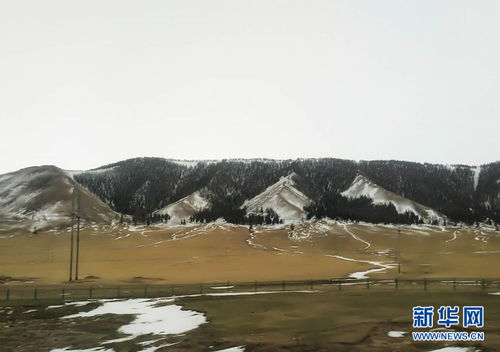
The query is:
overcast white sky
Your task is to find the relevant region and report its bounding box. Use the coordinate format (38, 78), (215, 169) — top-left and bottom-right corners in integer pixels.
(1, 1), (499, 174)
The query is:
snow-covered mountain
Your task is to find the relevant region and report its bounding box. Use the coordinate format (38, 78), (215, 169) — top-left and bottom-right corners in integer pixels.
(154, 191), (208, 224)
(0, 166), (119, 231)
(341, 175), (445, 223)
(241, 173), (311, 222)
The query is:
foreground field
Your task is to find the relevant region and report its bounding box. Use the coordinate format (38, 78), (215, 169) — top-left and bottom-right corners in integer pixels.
(2, 221), (499, 352)
(1, 286), (499, 351)
(1, 220), (500, 286)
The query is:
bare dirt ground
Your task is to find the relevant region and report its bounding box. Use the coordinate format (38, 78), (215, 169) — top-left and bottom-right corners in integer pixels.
(1, 287), (499, 352)
(0, 220), (499, 287)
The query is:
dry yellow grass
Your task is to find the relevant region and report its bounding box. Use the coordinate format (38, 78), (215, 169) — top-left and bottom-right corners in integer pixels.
(0, 221), (499, 286)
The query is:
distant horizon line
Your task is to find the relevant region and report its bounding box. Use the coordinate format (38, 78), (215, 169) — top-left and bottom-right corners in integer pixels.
(4, 156), (499, 175)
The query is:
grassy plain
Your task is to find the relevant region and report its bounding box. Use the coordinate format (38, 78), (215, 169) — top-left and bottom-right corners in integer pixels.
(0, 221), (499, 287)
(2, 221), (500, 351)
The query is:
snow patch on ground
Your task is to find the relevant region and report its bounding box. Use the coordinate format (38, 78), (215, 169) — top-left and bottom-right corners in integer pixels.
(47, 301), (94, 309)
(50, 347), (114, 352)
(55, 291), (315, 348)
(342, 223), (371, 249)
(246, 231), (268, 250)
(61, 298), (206, 344)
(287, 220), (333, 241)
(214, 346), (245, 352)
(137, 221), (240, 248)
(326, 255), (396, 279)
(210, 286), (234, 290)
(387, 331), (407, 337)
(445, 231), (460, 243)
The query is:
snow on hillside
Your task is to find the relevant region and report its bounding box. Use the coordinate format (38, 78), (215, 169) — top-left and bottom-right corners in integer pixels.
(65, 166), (116, 178)
(242, 173), (311, 222)
(168, 158), (281, 167)
(473, 166), (481, 190)
(0, 166), (119, 231)
(341, 175), (445, 223)
(154, 191), (209, 224)
(167, 160), (207, 168)
(0, 167), (65, 222)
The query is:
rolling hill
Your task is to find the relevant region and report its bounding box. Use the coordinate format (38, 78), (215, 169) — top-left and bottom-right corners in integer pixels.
(0, 165), (119, 231)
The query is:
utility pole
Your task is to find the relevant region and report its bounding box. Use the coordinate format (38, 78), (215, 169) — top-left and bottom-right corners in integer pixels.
(69, 191), (75, 282)
(397, 227), (401, 274)
(69, 190), (82, 281)
(75, 191), (81, 281)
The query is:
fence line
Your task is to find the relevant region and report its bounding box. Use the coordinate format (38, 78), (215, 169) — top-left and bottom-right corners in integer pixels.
(1, 278), (500, 304)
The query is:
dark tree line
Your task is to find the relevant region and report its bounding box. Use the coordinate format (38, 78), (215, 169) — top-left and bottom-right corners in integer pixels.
(305, 193), (424, 225)
(75, 157), (500, 225)
(190, 206), (283, 225)
(245, 208), (283, 225)
(132, 212), (170, 226)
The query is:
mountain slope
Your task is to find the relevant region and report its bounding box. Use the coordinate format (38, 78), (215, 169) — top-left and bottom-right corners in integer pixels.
(341, 175), (445, 222)
(153, 191), (209, 224)
(0, 166), (119, 231)
(242, 173), (311, 222)
(45, 157), (500, 224)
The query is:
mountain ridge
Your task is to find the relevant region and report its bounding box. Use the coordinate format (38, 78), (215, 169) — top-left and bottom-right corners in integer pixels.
(1, 157), (499, 227)
(71, 157), (500, 225)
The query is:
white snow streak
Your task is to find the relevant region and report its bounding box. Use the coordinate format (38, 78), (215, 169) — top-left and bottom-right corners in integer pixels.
(326, 255), (395, 279)
(445, 230), (460, 243)
(214, 347), (245, 352)
(342, 224), (371, 249)
(50, 348), (114, 352)
(473, 166), (481, 190)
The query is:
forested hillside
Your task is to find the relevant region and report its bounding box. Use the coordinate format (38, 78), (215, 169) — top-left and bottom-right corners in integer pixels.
(72, 157), (500, 225)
